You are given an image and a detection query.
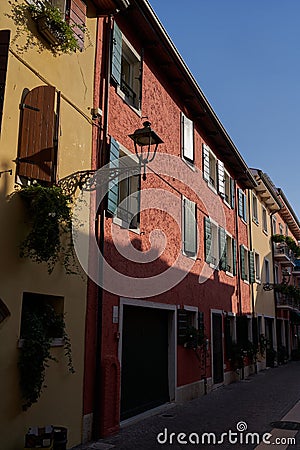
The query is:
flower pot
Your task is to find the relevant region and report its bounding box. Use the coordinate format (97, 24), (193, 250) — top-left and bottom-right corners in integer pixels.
(36, 16), (61, 46)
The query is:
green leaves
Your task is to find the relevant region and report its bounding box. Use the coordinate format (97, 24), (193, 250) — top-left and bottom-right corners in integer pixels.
(18, 184), (76, 274)
(19, 302), (74, 410)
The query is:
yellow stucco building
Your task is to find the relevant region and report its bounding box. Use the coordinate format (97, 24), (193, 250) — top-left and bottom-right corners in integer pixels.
(248, 169), (281, 370)
(0, 1), (97, 448)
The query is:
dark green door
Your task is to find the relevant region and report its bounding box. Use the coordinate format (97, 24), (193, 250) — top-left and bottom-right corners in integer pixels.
(212, 313), (224, 384)
(120, 305), (169, 420)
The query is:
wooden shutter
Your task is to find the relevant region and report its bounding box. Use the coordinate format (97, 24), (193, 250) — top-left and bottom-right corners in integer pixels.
(230, 178), (235, 209)
(240, 245), (246, 280)
(181, 113), (194, 162)
(232, 238), (237, 276)
(107, 137), (119, 215)
(204, 216), (212, 263)
(18, 85), (56, 182)
(217, 160), (225, 196)
(68, 0), (86, 50)
(111, 22), (122, 85)
(249, 251), (255, 283)
(0, 30), (10, 132)
(183, 198), (197, 256)
(219, 227), (227, 271)
(202, 144), (210, 181)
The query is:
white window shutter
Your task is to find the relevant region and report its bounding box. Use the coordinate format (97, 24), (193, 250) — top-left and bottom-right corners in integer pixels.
(181, 113), (194, 161)
(217, 160), (225, 196)
(202, 144), (210, 181)
(183, 198), (197, 256)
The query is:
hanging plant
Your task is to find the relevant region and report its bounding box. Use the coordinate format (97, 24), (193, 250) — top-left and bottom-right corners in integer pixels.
(19, 302), (75, 410)
(7, 0), (89, 55)
(16, 184), (78, 274)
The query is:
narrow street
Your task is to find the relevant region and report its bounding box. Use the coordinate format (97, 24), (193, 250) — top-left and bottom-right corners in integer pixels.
(75, 362), (300, 450)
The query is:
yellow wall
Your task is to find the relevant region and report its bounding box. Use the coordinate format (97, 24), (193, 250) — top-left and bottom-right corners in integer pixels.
(248, 190), (276, 319)
(0, 1), (97, 448)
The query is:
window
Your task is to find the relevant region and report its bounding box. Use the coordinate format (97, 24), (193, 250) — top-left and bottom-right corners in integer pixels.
(254, 252), (261, 282)
(272, 216), (277, 235)
(182, 197), (197, 257)
(240, 245), (250, 281)
(238, 189), (247, 222)
(225, 233), (236, 275)
(224, 171), (235, 208)
(252, 193), (258, 224)
(17, 85), (57, 183)
(107, 137), (140, 230)
(262, 206), (268, 233)
(29, 0), (87, 50)
(177, 308), (202, 345)
(274, 265), (279, 284)
(204, 217), (218, 266)
(264, 258), (270, 284)
(0, 30), (10, 133)
(111, 23), (141, 110)
(279, 223), (284, 235)
(285, 224), (289, 236)
(203, 144), (217, 189)
(181, 112), (194, 162)
(20, 292), (64, 341)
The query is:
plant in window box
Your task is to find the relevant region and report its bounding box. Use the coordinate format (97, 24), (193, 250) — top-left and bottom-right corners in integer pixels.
(14, 184), (78, 274)
(19, 302), (74, 410)
(8, 0), (88, 54)
(271, 234), (286, 243)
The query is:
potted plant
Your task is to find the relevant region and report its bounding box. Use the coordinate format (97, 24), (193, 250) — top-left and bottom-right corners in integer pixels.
(272, 234), (286, 243)
(18, 301), (74, 410)
(8, 0), (88, 54)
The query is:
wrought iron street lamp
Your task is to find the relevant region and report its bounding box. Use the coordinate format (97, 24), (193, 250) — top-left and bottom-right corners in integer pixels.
(263, 268), (291, 291)
(129, 121), (163, 180)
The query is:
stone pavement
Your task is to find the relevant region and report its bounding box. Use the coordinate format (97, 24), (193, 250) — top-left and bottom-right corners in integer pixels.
(73, 362), (300, 450)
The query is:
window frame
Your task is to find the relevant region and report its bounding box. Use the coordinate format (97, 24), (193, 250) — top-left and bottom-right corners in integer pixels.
(252, 193), (259, 224)
(254, 252), (261, 283)
(262, 206), (268, 234)
(181, 112), (194, 163)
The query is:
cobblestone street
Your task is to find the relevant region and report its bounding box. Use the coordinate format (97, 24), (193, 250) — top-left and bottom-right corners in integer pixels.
(74, 362), (300, 450)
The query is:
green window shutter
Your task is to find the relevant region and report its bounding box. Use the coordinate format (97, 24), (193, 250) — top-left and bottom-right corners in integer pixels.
(240, 244), (245, 280)
(219, 227), (227, 271)
(238, 189), (243, 218)
(230, 179), (235, 209)
(183, 198), (197, 256)
(232, 239), (237, 276)
(204, 216), (212, 263)
(243, 193), (247, 222)
(249, 251), (255, 283)
(111, 22), (122, 85)
(107, 137), (119, 215)
(202, 144), (210, 182)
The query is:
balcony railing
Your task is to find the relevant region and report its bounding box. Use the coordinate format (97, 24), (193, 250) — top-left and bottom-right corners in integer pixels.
(274, 243), (295, 264)
(276, 292), (300, 310)
(293, 259), (300, 274)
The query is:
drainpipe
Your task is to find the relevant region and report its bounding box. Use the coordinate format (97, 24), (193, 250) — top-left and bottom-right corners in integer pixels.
(234, 181), (244, 379)
(92, 13), (114, 439)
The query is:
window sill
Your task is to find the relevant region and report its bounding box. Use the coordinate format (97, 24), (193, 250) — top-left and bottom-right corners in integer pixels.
(225, 271), (234, 278)
(256, 278), (261, 284)
(182, 249), (197, 260)
(252, 218), (259, 226)
(207, 182), (217, 195)
(242, 279), (249, 285)
(263, 229), (268, 236)
(112, 216), (140, 234)
(181, 156), (196, 171)
(18, 338), (64, 348)
(223, 199), (232, 209)
(240, 217), (248, 226)
(116, 86), (141, 117)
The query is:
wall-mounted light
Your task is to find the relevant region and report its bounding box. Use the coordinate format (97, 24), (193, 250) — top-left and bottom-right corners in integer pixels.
(129, 121), (163, 180)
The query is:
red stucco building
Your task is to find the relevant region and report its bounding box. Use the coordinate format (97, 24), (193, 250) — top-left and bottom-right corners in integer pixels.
(82, 0), (257, 440)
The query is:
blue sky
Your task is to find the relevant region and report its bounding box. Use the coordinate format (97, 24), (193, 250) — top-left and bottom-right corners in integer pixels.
(148, 0), (300, 218)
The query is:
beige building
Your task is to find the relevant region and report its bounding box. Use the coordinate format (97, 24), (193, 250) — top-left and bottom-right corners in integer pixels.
(0, 1), (97, 448)
(248, 169), (281, 370)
